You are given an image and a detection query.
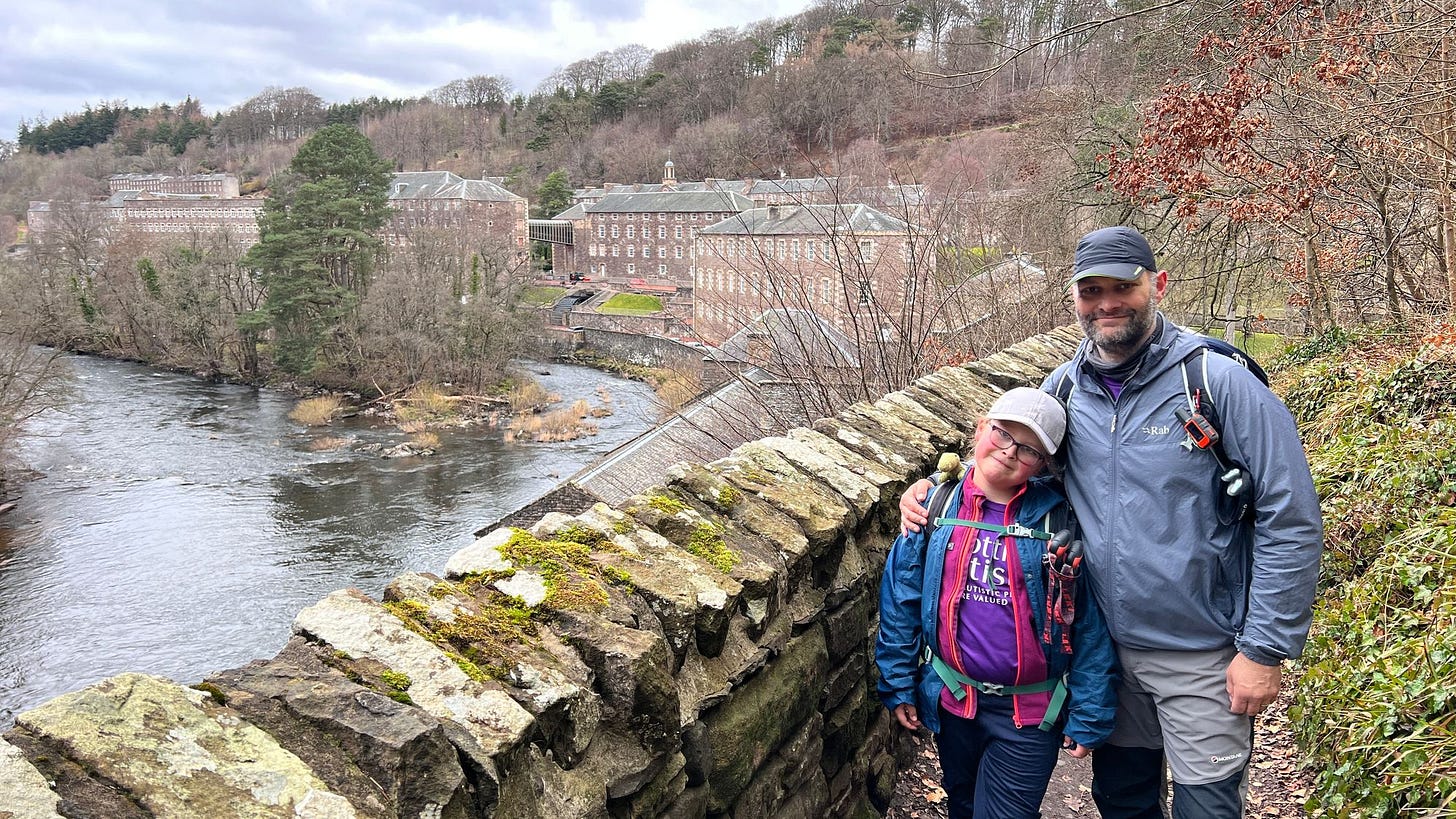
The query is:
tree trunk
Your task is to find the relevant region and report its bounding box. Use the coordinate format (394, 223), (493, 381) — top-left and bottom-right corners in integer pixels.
(1304, 232), (1329, 331)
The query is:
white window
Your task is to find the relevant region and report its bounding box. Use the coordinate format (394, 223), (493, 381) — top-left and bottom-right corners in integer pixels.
(821, 277), (831, 304)
(659, 264), (667, 274)
(859, 239), (874, 260)
(628, 246), (635, 257)
(858, 279), (872, 305)
(627, 263), (635, 274)
(627, 225), (635, 239)
(658, 246), (666, 259)
(611, 225), (619, 238)
(612, 246), (619, 257)
(657, 225), (666, 239)
(675, 247), (683, 259)
(806, 240), (815, 261)
(691, 213), (699, 221)
(675, 225), (683, 239)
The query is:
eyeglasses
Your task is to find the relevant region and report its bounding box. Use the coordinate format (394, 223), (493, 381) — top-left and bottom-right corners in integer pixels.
(987, 424), (1047, 466)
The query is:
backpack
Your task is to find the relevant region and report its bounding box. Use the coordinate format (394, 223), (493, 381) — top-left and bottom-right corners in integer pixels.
(920, 452), (1082, 655)
(1051, 336), (1268, 526)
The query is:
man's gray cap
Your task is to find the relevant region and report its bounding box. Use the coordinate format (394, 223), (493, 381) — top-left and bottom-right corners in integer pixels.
(1071, 226), (1156, 283)
(987, 387), (1066, 455)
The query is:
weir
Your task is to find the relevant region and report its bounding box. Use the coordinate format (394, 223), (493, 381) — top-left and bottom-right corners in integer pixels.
(0, 327), (1084, 819)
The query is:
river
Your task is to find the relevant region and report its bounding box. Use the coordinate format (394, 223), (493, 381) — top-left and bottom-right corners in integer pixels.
(0, 354), (660, 724)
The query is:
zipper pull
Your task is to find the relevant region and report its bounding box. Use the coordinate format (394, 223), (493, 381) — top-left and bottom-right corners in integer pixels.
(1110, 412), (1118, 433)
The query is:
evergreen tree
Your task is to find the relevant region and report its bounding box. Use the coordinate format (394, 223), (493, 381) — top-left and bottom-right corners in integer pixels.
(243, 124), (392, 375)
(534, 170), (573, 218)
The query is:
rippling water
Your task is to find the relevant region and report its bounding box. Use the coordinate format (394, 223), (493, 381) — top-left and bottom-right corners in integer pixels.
(0, 354), (659, 724)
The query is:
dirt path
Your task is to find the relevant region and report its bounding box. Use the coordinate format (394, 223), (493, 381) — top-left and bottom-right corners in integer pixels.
(884, 689), (1320, 817)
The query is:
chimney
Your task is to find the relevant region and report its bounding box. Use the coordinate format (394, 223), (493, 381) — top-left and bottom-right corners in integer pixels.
(745, 331), (771, 367)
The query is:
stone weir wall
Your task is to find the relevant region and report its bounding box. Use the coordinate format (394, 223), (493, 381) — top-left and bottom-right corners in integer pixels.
(0, 327), (1085, 819)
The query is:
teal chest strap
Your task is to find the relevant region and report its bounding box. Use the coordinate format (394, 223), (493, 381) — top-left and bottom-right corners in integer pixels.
(934, 518), (1055, 541)
(928, 652), (1067, 732)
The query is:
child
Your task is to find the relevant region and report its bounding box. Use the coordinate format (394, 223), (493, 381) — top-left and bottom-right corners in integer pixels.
(876, 387), (1117, 818)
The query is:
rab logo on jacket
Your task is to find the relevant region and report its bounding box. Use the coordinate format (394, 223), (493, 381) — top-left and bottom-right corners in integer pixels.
(1140, 423), (1173, 437)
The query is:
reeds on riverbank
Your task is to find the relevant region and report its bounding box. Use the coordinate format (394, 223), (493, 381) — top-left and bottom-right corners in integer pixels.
(290, 395), (343, 426)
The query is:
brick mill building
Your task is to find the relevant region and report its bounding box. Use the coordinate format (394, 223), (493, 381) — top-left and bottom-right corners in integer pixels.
(581, 188), (754, 292)
(383, 171), (528, 256)
(691, 203), (932, 346)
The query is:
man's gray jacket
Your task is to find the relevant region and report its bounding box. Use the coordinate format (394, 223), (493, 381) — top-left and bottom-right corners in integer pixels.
(1042, 317), (1323, 665)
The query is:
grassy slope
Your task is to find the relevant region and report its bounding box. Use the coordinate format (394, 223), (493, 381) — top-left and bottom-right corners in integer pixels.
(597, 293), (663, 315)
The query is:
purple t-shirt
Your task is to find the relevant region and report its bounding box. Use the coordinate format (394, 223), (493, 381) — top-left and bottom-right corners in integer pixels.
(936, 484), (1050, 722)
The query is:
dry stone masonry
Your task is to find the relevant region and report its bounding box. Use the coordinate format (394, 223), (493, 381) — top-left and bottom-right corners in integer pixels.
(0, 327), (1085, 819)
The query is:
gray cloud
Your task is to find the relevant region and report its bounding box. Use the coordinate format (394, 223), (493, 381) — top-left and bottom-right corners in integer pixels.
(0, 0), (805, 139)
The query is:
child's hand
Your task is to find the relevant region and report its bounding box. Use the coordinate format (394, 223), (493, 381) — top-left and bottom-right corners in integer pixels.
(893, 703), (921, 731)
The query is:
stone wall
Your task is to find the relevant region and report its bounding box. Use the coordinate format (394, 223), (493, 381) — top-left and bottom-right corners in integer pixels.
(0, 327), (1085, 819)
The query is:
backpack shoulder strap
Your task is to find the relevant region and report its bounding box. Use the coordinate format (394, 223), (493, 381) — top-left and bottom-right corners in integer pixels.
(1051, 363), (1075, 405)
(1177, 346), (1254, 524)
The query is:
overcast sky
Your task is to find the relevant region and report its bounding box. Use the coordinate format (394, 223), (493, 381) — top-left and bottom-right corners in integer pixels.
(0, 0), (814, 141)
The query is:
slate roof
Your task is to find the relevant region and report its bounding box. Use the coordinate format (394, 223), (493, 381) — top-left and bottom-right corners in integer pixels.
(698, 204), (911, 236)
(743, 177), (841, 196)
(108, 173), (233, 183)
(708, 308), (862, 369)
(587, 190), (755, 213)
(389, 171), (523, 202)
(571, 370), (802, 505)
(551, 202), (588, 220)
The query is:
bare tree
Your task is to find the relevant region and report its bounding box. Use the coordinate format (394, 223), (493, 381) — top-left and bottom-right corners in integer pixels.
(0, 269), (69, 505)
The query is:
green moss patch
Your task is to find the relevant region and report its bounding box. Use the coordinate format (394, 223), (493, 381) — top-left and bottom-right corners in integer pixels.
(686, 522), (740, 573)
(646, 492), (689, 515)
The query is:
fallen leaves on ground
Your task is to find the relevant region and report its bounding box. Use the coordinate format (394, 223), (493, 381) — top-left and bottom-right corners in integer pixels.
(885, 687), (1321, 817)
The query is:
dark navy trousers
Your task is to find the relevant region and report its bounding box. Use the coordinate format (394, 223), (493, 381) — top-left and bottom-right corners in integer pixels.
(934, 696), (1061, 819)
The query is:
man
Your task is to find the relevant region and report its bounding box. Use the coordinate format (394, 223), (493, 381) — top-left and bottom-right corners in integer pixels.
(900, 226), (1323, 818)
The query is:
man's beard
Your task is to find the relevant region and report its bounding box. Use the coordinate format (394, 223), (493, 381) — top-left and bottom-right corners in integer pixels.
(1080, 299), (1157, 357)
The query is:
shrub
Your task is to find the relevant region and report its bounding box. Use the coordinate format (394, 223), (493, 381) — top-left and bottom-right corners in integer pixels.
(507, 378), (556, 413)
(394, 382), (458, 425)
(290, 395), (343, 426)
(1286, 337), (1456, 815)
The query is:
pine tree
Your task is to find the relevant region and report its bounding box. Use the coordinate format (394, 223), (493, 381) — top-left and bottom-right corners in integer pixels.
(534, 170), (573, 218)
(243, 124), (392, 375)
